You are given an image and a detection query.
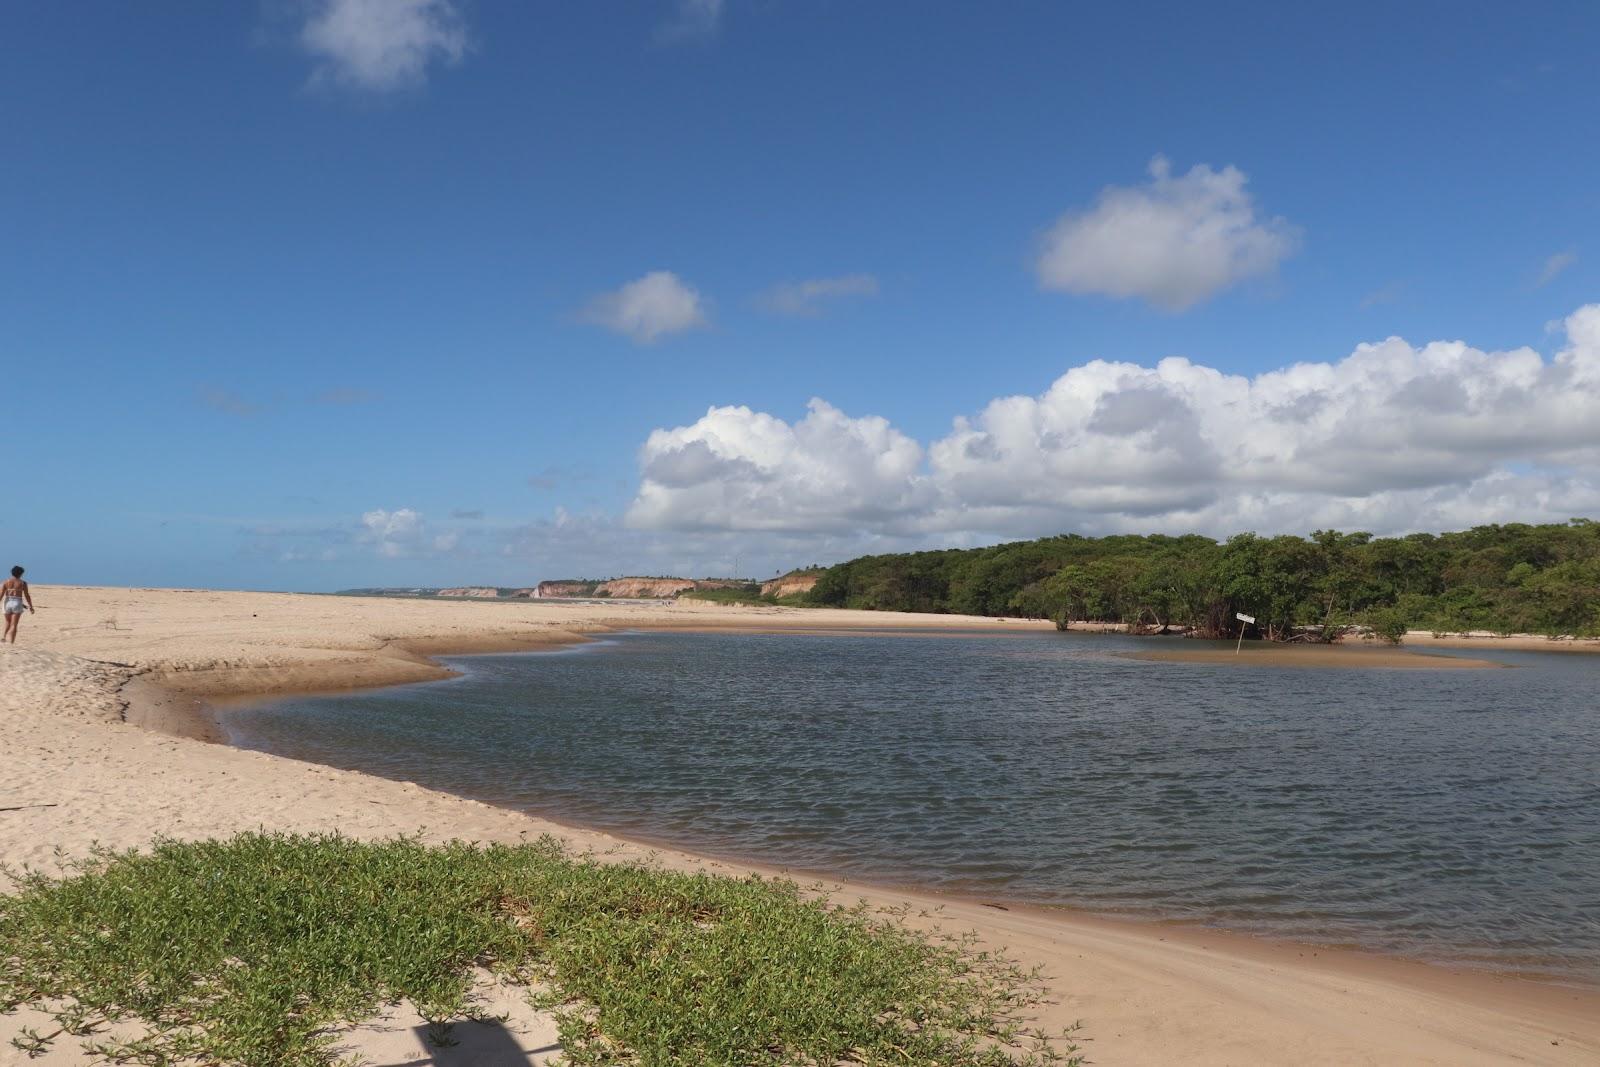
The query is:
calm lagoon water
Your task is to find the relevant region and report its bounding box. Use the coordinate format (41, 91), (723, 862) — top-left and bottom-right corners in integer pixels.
(226, 631), (1600, 984)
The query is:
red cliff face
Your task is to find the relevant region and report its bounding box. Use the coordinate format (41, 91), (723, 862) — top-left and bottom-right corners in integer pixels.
(593, 577), (698, 599)
(532, 578), (750, 599)
(760, 572), (821, 598)
(533, 581), (601, 598)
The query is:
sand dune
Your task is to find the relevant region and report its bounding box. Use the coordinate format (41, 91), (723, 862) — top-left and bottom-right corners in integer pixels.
(1, 586), (1596, 1065)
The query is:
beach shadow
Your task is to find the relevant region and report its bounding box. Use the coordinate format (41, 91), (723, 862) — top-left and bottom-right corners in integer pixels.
(366, 1021), (561, 1066)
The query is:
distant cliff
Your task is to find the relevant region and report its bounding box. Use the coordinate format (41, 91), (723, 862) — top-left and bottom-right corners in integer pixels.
(533, 577), (748, 600)
(533, 580), (602, 598)
(760, 571), (822, 599)
(341, 575), (819, 603)
(594, 577), (698, 599)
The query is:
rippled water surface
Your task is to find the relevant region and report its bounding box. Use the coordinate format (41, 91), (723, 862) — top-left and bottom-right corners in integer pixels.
(227, 631), (1600, 983)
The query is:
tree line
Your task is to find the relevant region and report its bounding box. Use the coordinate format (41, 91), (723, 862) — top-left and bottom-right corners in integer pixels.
(804, 521), (1600, 640)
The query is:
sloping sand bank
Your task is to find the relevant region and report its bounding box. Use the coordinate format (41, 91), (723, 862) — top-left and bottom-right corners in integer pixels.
(2, 587), (1596, 1065)
(1128, 641), (1505, 668)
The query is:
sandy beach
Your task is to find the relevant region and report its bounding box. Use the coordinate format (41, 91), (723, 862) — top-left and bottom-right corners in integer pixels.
(2, 586), (1597, 1065)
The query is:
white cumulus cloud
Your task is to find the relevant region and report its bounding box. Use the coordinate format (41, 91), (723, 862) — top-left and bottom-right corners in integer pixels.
(358, 507), (474, 557)
(628, 400), (929, 533)
(581, 271), (709, 344)
(628, 304), (1600, 541)
(757, 274), (880, 316)
(300, 0), (467, 92)
(1037, 156), (1299, 312)
(359, 507), (427, 558)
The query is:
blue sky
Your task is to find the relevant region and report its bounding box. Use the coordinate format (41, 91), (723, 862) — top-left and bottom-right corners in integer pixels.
(3, 1), (1598, 590)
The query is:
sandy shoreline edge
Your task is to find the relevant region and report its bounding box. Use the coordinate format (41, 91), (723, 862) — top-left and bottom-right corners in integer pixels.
(4, 586), (1598, 1065)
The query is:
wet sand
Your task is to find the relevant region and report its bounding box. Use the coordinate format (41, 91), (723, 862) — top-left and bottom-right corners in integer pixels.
(1127, 640), (1506, 668)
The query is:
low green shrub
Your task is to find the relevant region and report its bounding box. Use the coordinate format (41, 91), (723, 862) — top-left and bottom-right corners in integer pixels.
(0, 833), (1077, 1067)
(677, 586), (769, 605)
(1368, 608), (1410, 644)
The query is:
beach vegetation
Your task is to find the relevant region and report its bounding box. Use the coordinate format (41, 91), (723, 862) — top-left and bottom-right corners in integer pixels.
(0, 833), (1078, 1067)
(806, 520), (1600, 640)
(678, 584), (769, 605)
(1368, 607), (1409, 644)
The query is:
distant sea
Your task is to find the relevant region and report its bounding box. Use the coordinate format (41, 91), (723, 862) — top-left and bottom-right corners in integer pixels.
(226, 630), (1600, 986)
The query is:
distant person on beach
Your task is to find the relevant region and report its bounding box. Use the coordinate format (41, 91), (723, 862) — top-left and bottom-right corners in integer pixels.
(3, 566), (33, 643)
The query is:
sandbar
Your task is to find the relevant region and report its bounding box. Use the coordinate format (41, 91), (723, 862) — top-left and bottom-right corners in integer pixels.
(1127, 641), (1506, 668)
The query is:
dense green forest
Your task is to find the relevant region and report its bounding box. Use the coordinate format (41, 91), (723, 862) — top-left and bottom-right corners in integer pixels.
(805, 521), (1600, 640)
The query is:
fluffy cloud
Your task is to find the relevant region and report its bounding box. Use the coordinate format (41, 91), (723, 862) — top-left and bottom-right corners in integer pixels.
(581, 271), (708, 344)
(300, 0), (467, 92)
(629, 400), (929, 533)
(355, 508), (484, 560)
(359, 507), (427, 558)
(628, 304), (1600, 540)
(240, 508), (492, 570)
(757, 274), (880, 316)
(1037, 156), (1298, 312)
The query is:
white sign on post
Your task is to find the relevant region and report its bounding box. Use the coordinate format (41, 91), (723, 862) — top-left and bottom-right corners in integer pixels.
(1234, 612), (1255, 654)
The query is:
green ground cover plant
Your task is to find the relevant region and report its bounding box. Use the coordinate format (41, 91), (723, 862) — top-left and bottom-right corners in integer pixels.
(678, 585), (770, 605)
(0, 833), (1077, 1067)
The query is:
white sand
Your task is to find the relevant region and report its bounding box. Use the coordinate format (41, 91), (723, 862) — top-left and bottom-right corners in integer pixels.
(1, 586), (1596, 1065)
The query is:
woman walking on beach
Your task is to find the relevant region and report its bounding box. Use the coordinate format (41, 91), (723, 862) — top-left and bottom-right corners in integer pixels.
(3, 566), (33, 643)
